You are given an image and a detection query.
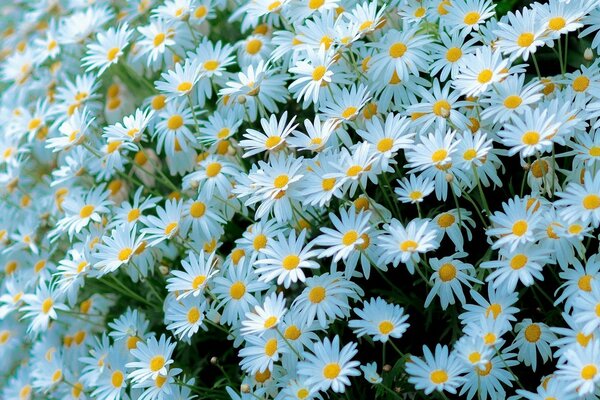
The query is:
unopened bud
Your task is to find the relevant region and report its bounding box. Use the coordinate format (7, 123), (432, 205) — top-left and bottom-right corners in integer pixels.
(189, 180), (199, 190)
(585, 48), (594, 61)
(237, 95), (247, 104)
(394, 387), (402, 393)
(210, 356), (218, 365)
(159, 265), (169, 275)
(240, 384), (251, 393)
(523, 163), (530, 171)
(445, 173), (454, 183)
(383, 364), (392, 372)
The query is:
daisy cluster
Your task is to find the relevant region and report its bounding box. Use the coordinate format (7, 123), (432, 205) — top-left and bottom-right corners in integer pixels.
(2, 0), (600, 399)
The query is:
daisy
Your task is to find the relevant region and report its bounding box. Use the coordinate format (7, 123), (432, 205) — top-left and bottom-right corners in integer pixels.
(94, 225), (147, 276)
(288, 116), (339, 153)
(356, 113), (415, 168)
(153, 99), (196, 156)
(291, 272), (363, 328)
(555, 171), (600, 227)
(429, 32), (478, 81)
(453, 46), (509, 97)
(241, 291), (288, 337)
(46, 107), (95, 152)
(297, 336), (360, 393)
(126, 334), (176, 383)
(368, 27), (432, 83)
(254, 229), (320, 288)
(555, 339), (600, 395)
(313, 206), (372, 263)
(289, 47), (337, 107)
(480, 74), (544, 123)
(155, 58), (203, 98)
(425, 254), (481, 309)
(377, 218), (440, 274)
(348, 297), (410, 342)
(395, 174), (435, 204)
(507, 319), (556, 371)
(444, 0), (495, 34)
(239, 331), (287, 375)
(240, 111), (297, 158)
(21, 280), (68, 333)
(83, 24), (133, 75)
(486, 196), (543, 251)
(494, 8), (547, 61)
(54, 185), (112, 239)
(165, 295), (208, 339)
(141, 199), (185, 246)
(482, 245), (551, 292)
(319, 84), (371, 122)
(405, 344), (466, 395)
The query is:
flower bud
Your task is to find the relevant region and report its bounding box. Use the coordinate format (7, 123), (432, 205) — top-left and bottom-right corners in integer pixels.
(585, 48), (594, 61)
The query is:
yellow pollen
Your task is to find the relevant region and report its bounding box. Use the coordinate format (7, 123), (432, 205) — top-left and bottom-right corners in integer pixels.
(309, 0), (325, 9)
(573, 76), (590, 92)
(579, 275), (593, 291)
(297, 388), (309, 399)
(583, 194), (600, 210)
(118, 247), (133, 262)
(187, 307), (200, 323)
(42, 298), (53, 313)
(323, 363), (341, 379)
(231, 248), (245, 264)
(265, 135), (282, 149)
(439, 263), (457, 282)
(389, 42), (407, 58)
(510, 254), (528, 270)
(548, 16), (565, 31)
(155, 374), (167, 388)
(433, 99), (451, 117)
(167, 115), (183, 130)
(378, 320), (394, 334)
(52, 369), (62, 383)
(517, 32), (534, 47)
(445, 47), (462, 62)
(342, 230), (358, 246)
(577, 332), (593, 347)
(524, 324), (541, 342)
(503, 95), (522, 109)
(255, 369), (271, 382)
(312, 65), (327, 81)
(153, 33), (165, 47)
(127, 336), (140, 350)
(246, 39), (263, 55)
(320, 35), (333, 50)
(359, 20), (373, 31)
(274, 174), (289, 189)
(253, 234), (267, 250)
(409, 191), (423, 201)
(263, 316), (278, 329)
(430, 369), (448, 384)
(76, 261), (88, 273)
(195, 5), (207, 18)
(177, 81), (193, 92)
(463, 11), (480, 25)
(400, 239), (418, 252)
(477, 361), (493, 376)
(414, 6), (426, 17)
(107, 47), (120, 61)
(150, 355), (165, 372)
(346, 165), (363, 177)
(28, 118), (42, 130)
(204, 162), (222, 178)
(128, 208), (140, 222)
(151, 95), (166, 110)
(485, 303), (502, 319)
(468, 352), (481, 364)
(164, 222), (178, 236)
(341, 106), (358, 119)
(192, 275), (206, 289)
(437, 213), (455, 228)
(190, 201), (206, 218)
(0, 330), (10, 344)
(284, 325), (301, 340)
(308, 286), (326, 303)
(531, 159), (549, 178)
(477, 69), (493, 84)
(264, 338), (278, 356)
(582, 364), (597, 380)
(463, 149), (477, 160)
(230, 281), (246, 299)
(322, 177), (336, 191)
(483, 332), (496, 345)
(431, 149), (448, 163)
(512, 220), (528, 236)
(282, 254), (300, 270)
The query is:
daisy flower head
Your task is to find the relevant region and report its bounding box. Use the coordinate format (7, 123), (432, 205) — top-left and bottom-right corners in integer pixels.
(425, 253), (481, 309)
(405, 344), (466, 395)
(254, 229), (320, 288)
(443, 0), (496, 34)
(494, 8), (547, 61)
(54, 185), (112, 240)
(348, 297), (410, 342)
(486, 196), (543, 251)
(555, 339), (600, 396)
(93, 224), (146, 276)
(507, 319), (556, 371)
(297, 336), (360, 393)
(165, 295), (208, 339)
(166, 250), (218, 299)
(126, 334), (176, 383)
(83, 24), (133, 75)
(241, 291), (287, 337)
(555, 171), (600, 227)
(377, 218), (440, 274)
(155, 58), (203, 98)
(240, 111), (297, 158)
(453, 46), (509, 97)
(395, 174), (435, 204)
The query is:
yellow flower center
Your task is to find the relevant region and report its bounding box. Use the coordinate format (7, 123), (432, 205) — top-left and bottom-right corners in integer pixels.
(274, 174), (289, 189)
(285, 325), (301, 340)
(430, 369), (448, 384)
(323, 363), (341, 379)
(118, 247), (133, 262)
(341, 106), (358, 119)
(400, 239), (418, 252)
(463, 149), (477, 160)
(445, 47), (462, 62)
(477, 69), (493, 84)
(346, 164), (362, 177)
(485, 303), (502, 319)
(164, 222), (178, 236)
(573, 76), (590, 92)
(431, 149), (448, 163)
(432, 99), (451, 117)
(582, 364), (597, 380)
(230, 281), (246, 299)
(583, 194), (600, 210)
(389, 42), (407, 58)
(167, 115), (183, 130)
(253, 234), (267, 250)
(153, 33), (165, 47)
(309, 0), (325, 9)
(265, 135), (282, 149)
(127, 336), (140, 350)
(282, 254), (300, 270)
(246, 39), (263, 55)
(177, 81), (193, 92)
(512, 220), (528, 236)
(322, 177), (336, 191)
(52, 369), (62, 383)
(463, 11), (480, 25)
(548, 17), (566, 31)
(312, 65), (326, 81)
(517, 32), (534, 47)
(150, 355), (165, 372)
(477, 361), (492, 376)
(263, 316), (278, 328)
(510, 254), (528, 270)
(577, 332), (593, 347)
(268, 0), (281, 10)
(42, 298), (53, 314)
(579, 275), (592, 291)
(264, 338), (278, 356)
(439, 263), (457, 282)
(111, 371), (124, 388)
(107, 47), (120, 61)
(378, 320), (394, 334)
(437, 213), (455, 228)
(152, 95), (166, 110)
(308, 286), (326, 303)
(503, 95), (522, 109)
(187, 307), (200, 323)
(79, 204), (95, 218)
(524, 324), (541, 342)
